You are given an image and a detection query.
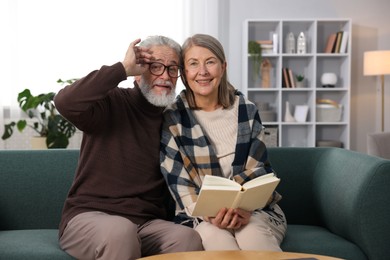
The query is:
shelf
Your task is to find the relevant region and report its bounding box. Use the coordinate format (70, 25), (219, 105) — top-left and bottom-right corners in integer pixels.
(242, 19), (351, 148)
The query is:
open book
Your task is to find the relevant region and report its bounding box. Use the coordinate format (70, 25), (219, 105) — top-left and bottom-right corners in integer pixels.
(191, 173), (280, 217)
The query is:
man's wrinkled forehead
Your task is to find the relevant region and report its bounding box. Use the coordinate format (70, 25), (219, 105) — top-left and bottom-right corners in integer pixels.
(149, 45), (180, 65)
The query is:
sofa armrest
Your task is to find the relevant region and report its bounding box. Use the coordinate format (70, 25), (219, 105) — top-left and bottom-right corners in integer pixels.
(314, 148), (390, 260)
(268, 147), (390, 260)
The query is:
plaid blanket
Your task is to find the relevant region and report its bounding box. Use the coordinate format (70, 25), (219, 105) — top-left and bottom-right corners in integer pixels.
(160, 90), (281, 224)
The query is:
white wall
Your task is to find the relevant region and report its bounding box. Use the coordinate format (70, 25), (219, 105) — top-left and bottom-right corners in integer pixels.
(2, 0), (390, 153)
(0, 0), (186, 106)
(0, 0), (186, 149)
(223, 0), (390, 153)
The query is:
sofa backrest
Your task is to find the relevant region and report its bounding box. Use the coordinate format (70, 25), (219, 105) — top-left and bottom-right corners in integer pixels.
(268, 147), (326, 226)
(0, 149), (79, 230)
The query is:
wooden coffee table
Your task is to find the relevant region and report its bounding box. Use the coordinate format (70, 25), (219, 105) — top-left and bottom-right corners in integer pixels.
(138, 250), (344, 259)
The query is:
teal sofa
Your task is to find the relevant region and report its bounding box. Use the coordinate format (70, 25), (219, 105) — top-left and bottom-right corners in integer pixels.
(0, 148), (389, 259)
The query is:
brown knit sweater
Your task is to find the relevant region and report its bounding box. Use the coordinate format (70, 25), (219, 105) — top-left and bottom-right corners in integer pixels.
(55, 62), (171, 237)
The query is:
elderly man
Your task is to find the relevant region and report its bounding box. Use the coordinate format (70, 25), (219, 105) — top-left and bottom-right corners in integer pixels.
(55, 36), (202, 260)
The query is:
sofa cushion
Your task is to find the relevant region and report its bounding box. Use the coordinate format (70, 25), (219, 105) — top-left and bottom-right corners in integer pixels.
(281, 225), (367, 260)
(0, 229), (75, 260)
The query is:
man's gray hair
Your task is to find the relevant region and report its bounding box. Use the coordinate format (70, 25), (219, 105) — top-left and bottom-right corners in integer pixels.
(139, 36), (181, 64)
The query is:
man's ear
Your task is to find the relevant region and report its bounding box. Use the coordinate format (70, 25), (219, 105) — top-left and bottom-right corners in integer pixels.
(134, 75), (141, 84)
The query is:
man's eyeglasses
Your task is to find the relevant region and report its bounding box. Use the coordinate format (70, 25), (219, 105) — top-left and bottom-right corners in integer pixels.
(148, 62), (182, 78)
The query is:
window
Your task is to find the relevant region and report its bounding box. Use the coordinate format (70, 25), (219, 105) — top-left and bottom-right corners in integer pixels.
(0, 0), (187, 108)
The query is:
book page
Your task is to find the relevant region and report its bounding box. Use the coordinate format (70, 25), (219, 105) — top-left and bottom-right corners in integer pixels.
(242, 173), (278, 189)
(202, 175), (241, 190)
(238, 177), (280, 211)
(191, 189), (239, 217)
(191, 175), (241, 216)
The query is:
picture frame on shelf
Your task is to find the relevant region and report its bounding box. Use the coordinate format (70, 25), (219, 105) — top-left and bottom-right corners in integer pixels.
(294, 105), (309, 122)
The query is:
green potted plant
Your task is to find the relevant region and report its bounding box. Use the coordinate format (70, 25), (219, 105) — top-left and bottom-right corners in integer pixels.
(248, 40), (262, 80)
(2, 79), (78, 148)
(295, 74), (305, 88)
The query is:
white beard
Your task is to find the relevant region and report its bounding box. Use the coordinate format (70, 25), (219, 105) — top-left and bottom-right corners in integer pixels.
(139, 80), (176, 107)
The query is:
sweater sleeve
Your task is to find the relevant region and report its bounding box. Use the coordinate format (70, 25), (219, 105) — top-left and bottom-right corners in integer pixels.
(54, 62), (127, 132)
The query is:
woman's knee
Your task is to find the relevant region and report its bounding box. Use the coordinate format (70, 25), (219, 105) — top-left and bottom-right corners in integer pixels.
(195, 222), (238, 250)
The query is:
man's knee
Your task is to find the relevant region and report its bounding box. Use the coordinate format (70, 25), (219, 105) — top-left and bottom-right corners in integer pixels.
(95, 218), (142, 259)
(61, 213), (141, 259)
(104, 218), (138, 241)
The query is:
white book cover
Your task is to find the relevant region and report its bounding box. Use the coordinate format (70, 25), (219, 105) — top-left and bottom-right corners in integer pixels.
(339, 31), (349, 53)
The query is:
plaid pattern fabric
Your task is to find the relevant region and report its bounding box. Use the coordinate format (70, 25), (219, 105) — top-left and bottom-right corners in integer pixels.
(160, 90), (280, 223)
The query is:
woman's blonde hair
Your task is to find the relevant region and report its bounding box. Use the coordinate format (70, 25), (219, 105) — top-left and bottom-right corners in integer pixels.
(181, 34), (236, 109)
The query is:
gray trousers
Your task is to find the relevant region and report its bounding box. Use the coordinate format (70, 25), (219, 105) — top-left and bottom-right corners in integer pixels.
(59, 211), (203, 260)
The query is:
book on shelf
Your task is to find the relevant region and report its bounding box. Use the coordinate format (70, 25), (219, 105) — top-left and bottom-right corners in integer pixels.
(325, 31), (348, 53)
(256, 40), (273, 45)
(261, 44), (274, 54)
(262, 49), (274, 54)
(282, 67), (296, 88)
(288, 68), (296, 88)
(282, 68), (290, 88)
(324, 33), (337, 53)
(255, 40), (275, 54)
(339, 31), (349, 53)
(261, 44), (273, 49)
(191, 173), (280, 217)
(282, 68), (287, 88)
(272, 33), (278, 53)
(331, 32), (338, 53)
(334, 31), (343, 53)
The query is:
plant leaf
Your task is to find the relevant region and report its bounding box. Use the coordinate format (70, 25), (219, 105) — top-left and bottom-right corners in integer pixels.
(1, 122), (16, 140)
(16, 120), (27, 132)
(46, 132), (69, 148)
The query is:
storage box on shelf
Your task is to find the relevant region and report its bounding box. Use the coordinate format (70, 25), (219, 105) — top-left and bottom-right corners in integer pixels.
(316, 99), (343, 122)
(242, 19), (351, 148)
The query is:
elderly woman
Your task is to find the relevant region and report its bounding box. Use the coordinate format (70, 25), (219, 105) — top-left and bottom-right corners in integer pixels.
(160, 34), (287, 251)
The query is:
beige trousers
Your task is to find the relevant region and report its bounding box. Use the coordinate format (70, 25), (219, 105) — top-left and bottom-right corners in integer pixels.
(195, 204), (287, 251)
(59, 211), (203, 260)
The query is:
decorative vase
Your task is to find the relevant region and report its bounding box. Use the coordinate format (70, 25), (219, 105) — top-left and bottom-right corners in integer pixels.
(284, 101), (296, 122)
(321, 73), (337, 88)
(31, 137), (47, 149)
(285, 32), (295, 53)
(297, 32), (306, 54)
(260, 58), (272, 88)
